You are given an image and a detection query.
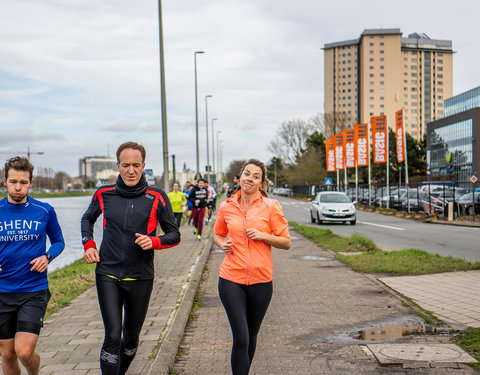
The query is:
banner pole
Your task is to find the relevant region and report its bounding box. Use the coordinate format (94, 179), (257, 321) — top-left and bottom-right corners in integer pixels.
(386, 117), (390, 209)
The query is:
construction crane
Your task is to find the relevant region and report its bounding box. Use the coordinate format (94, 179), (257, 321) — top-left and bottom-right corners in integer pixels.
(0, 147), (44, 160)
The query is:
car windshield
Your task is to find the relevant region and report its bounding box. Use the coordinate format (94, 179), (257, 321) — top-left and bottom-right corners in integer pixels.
(319, 194), (351, 203)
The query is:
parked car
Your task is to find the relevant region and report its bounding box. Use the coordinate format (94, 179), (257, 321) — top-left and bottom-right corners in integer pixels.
(310, 191), (356, 225)
(457, 192), (480, 215)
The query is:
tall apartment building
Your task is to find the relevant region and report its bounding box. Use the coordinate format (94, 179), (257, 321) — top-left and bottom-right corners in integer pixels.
(323, 29), (453, 140)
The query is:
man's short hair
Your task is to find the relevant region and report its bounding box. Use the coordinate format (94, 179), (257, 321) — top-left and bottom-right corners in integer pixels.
(197, 178), (206, 183)
(116, 142), (146, 163)
(5, 157), (34, 181)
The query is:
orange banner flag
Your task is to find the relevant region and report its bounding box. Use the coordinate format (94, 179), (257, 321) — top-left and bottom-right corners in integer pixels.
(395, 109), (406, 163)
(333, 134), (344, 170)
(371, 115), (387, 164)
(343, 129), (356, 168)
(326, 138), (336, 172)
(354, 123), (369, 167)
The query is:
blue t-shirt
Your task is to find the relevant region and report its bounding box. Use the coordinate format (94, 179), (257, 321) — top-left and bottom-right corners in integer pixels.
(0, 197), (65, 293)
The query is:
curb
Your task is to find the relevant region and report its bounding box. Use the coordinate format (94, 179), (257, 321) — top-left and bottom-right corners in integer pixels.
(146, 233), (214, 375)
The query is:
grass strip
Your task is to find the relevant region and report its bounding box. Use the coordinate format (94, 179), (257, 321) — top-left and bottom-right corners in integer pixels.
(289, 221), (378, 253)
(46, 259), (96, 318)
(452, 328), (480, 369)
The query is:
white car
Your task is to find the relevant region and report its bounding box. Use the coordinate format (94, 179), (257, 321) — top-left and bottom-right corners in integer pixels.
(310, 191), (356, 225)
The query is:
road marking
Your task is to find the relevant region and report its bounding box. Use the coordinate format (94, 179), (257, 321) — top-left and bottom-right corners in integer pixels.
(358, 221), (405, 231)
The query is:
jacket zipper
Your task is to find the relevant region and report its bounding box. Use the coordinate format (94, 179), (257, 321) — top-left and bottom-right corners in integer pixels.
(232, 199), (256, 285)
(120, 199), (132, 278)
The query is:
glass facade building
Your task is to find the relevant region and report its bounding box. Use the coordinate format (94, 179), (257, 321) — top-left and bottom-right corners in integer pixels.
(427, 107), (479, 183)
(444, 86), (480, 117)
(429, 119), (473, 181)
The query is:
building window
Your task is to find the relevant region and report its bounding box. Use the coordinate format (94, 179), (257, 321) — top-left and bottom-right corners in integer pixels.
(411, 95), (417, 99)
(380, 50), (384, 54)
(411, 66), (417, 70)
(380, 42), (384, 46)
(411, 80), (417, 84)
(370, 50), (374, 54)
(437, 52), (443, 57)
(404, 65), (408, 69)
(380, 104), (385, 108)
(437, 74), (443, 78)
(369, 73), (374, 77)
(404, 79), (408, 83)
(380, 73), (384, 77)
(411, 58), (417, 62)
(438, 59), (443, 64)
(380, 65), (384, 69)
(370, 105), (374, 109)
(370, 81), (374, 85)
(370, 112), (374, 116)
(438, 81), (443, 86)
(380, 97), (384, 100)
(380, 35), (384, 38)
(411, 73), (417, 77)
(370, 97), (374, 100)
(369, 42), (374, 46)
(369, 89), (374, 93)
(438, 95), (443, 99)
(380, 89), (384, 93)
(380, 81), (384, 85)
(438, 88), (443, 93)
(369, 66), (374, 70)
(370, 58), (374, 62)
(404, 58), (408, 62)
(438, 67), (443, 71)
(411, 87), (416, 92)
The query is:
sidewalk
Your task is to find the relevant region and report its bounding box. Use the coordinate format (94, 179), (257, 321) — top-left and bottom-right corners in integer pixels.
(30, 221), (214, 375)
(172, 230), (478, 374)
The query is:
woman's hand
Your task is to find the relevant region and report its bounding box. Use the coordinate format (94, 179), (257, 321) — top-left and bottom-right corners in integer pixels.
(245, 228), (265, 241)
(221, 239), (233, 254)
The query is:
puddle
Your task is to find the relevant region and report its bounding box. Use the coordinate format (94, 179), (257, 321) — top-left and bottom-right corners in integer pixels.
(296, 316), (446, 345)
(294, 255), (332, 261)
(350, 323), (442, 342)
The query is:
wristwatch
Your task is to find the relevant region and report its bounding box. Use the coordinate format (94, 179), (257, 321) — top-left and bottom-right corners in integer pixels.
(45, 253), (53, 264)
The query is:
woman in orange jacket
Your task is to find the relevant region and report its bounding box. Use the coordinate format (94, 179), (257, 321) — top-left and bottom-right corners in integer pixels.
(214, 158), (291, 375)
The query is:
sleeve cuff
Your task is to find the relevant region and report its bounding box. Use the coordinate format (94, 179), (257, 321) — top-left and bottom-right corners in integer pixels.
(150, 236), (161, 249)
(83, 240), (97, 252)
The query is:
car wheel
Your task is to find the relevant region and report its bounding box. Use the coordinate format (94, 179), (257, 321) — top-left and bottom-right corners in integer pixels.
(350, 219), (356, 225)
(310, 211), (316, 223)
(317, 212), (322, 225)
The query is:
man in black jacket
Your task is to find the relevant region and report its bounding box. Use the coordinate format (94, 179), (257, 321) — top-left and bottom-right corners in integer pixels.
(81, 142), (180, 375)
(188, 178), (208, 241)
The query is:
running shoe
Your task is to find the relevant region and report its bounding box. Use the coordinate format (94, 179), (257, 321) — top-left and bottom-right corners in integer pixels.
(197, 234), (202, 241)
(193, 228), (198, 235)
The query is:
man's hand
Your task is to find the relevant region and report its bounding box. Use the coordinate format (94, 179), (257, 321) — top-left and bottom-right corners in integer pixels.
(84, 247), (100, 264)
(30, 256), (49, 273)
(135, 233), (153, 250)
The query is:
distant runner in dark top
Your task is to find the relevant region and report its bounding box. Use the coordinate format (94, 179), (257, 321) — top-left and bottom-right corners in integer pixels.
(81, 142), (180, 375)
(0, 156), (65, 375)
(188, 178), (208, 241)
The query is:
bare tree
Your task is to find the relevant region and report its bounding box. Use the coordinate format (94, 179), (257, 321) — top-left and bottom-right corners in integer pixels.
(225, 159), (247, 184)
(268, 119), (314, 164)
(322, 111), (353, 140)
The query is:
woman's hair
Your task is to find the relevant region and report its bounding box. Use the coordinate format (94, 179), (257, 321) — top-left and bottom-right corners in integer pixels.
(239, 158), (270, 197)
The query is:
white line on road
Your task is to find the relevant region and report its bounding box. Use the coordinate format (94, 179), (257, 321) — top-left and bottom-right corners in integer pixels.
(358, 221), (405, 231)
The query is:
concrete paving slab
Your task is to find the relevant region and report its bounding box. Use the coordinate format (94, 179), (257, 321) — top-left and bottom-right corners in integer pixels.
(367, 343), (477, 365)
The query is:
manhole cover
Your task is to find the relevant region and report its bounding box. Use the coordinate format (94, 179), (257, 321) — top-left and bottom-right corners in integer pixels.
(295, 255), (332, 261)
(368, 344), (477, 364)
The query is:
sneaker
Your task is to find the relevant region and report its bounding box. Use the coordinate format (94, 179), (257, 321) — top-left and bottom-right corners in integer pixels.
(197, 234), (202, 241)
(193, 228), (198, 235)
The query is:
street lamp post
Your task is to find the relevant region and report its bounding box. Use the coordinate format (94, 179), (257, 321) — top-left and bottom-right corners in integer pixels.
(205, 95), (213, 184)
(211, 118), (217, 178)
(194, 51), (205, 180)
(158, 0), (169, 191)
(216, 130), (222, 175)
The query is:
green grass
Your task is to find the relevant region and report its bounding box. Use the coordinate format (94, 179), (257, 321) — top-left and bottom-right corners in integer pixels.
(452, 328), (480, 369)
(46, 259), (96, 318)
(337, 249), (480, 276)
(289, 221), (378, 253)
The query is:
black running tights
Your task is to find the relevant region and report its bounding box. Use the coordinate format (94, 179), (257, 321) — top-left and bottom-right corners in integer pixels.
(218, 277), (272, 375)
(96, 274), (153, 375)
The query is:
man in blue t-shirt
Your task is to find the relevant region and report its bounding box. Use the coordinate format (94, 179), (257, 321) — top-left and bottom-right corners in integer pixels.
(0, 157), (64, 375)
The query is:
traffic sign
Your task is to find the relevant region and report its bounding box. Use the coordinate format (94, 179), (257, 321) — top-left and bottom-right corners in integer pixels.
(325, 178), (333, 185)
(471, 176), (478, 184)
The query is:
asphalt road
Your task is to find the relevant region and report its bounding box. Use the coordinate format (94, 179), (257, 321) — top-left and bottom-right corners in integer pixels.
(275, 195), (480, 262)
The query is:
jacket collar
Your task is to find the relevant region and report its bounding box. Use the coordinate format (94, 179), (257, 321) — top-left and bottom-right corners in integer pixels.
(228, 189), (262, 208)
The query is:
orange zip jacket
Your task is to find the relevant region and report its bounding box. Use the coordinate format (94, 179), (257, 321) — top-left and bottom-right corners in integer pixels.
(214, 190), (290, 285)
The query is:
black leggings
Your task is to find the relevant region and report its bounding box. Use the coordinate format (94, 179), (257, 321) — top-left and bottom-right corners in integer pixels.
(96, 274), (153, 375)
(218, 277), (272, 375)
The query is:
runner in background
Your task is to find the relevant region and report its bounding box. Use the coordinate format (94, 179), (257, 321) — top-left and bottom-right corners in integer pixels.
(184, 185), (194, 225)
(188, 178), (208, 241)
(167, 182), (187, 228)
(205, 182), (217, 224)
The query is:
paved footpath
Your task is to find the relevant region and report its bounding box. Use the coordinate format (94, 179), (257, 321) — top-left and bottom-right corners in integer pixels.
(172, 231), (478, 374)
(16, 222), (214, 375)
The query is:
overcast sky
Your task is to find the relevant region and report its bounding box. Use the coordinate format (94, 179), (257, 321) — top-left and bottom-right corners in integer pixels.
(1, 0), (478, 177)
